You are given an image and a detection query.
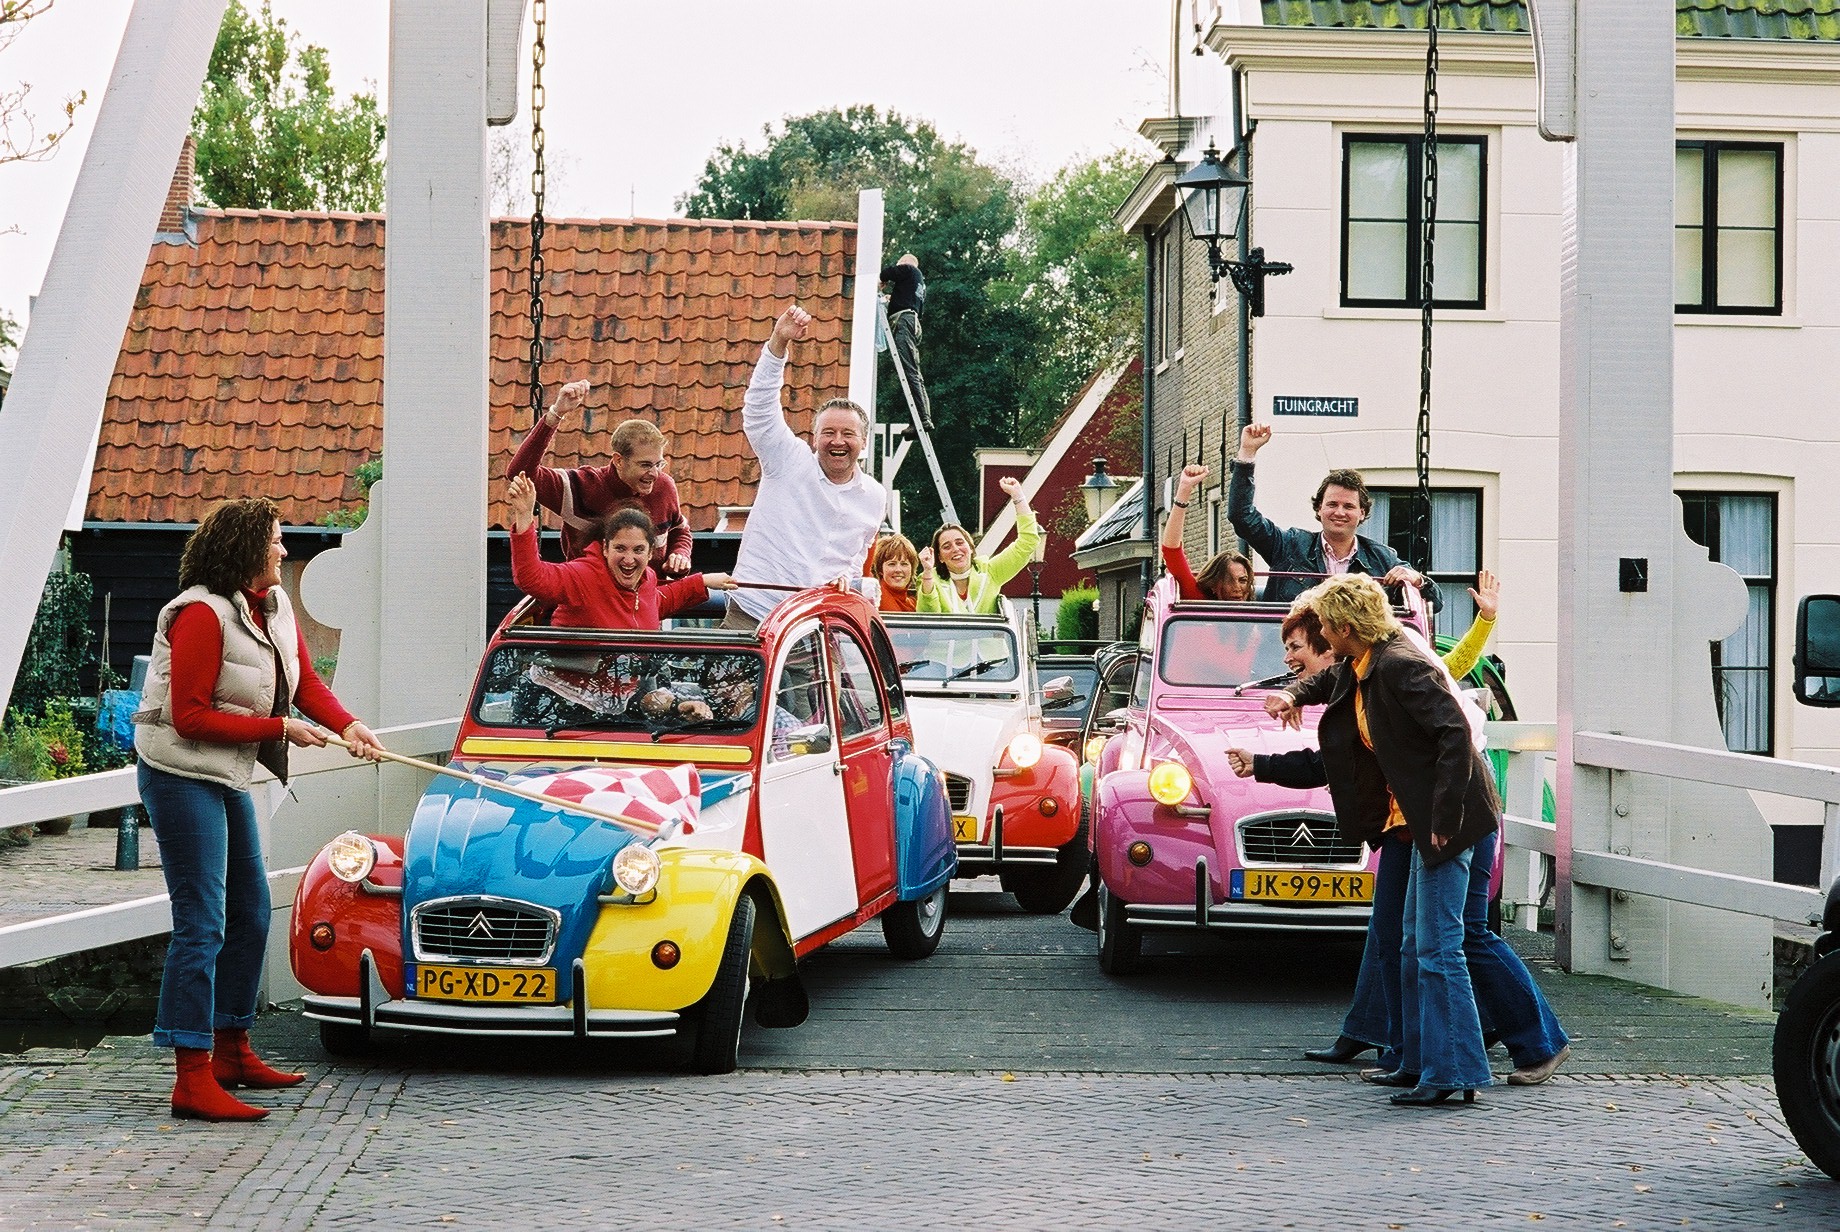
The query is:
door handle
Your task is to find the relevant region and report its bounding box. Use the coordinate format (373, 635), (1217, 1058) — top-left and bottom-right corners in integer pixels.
(832, 762), (845, 776)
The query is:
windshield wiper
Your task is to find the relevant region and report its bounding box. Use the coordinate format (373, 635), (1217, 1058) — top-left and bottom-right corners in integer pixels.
(641, 715), (755, 743)
(897, 657), (938, 673)
(546, 715), (650, 737)
(1232, 671), (1295, 696)
(948, 657), (1010, 682)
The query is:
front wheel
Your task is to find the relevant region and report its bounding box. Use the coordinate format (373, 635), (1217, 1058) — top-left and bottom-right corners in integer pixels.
(1096, 882), (1141, 976)
(689, 895), (756, 1075)
(1774, 950), (1840, 1178)
(318, 1021), (371, 1057)
(881, 883), (948, 959)
(1003, 810), (1090, 916)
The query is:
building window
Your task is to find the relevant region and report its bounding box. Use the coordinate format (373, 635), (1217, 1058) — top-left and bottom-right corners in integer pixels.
(1341, 135), (1485, 309)
(1681, 492), (1776, 755)
(1675, 141), (1782, 315)
(1366, 488), (1483, 640)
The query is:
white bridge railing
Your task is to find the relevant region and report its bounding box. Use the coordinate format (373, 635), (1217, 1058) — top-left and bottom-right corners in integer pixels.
(1489, 721), (1832, 933)
(0, 719), (458, 969)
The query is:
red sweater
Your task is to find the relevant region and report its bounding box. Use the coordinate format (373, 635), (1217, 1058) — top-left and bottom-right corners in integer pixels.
(510, 524), (709, 629)
(167, 592), (357, 745)
(879, 585), (918, 613)
(1162, 545), (1205, 601)
(508, 416), (693, 565)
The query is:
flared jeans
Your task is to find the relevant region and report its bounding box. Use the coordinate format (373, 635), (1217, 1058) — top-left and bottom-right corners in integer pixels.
(139, 762), (269, 1051)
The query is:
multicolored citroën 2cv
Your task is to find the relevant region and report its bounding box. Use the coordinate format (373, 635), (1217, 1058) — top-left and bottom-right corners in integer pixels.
(289, 588), (956, 1073)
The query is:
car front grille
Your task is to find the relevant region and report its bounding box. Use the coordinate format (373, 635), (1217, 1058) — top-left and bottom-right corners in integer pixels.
(1238, 812), (1364, 866)
(944, 774), (973, 813)
(412, 898), (558, 964)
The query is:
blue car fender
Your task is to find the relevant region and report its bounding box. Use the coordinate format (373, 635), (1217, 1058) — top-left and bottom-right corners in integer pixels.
(890, 741), (956, 900)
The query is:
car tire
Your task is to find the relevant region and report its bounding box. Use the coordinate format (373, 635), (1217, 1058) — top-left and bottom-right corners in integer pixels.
(1002, 808), (1090, 916)
(881, 883), (948, 960)
(1096, 882), (1141, 976)
(689, 894), (756, 1076)
(318, 1021), (371, 1057)
(1773, 950), (1840, 1179)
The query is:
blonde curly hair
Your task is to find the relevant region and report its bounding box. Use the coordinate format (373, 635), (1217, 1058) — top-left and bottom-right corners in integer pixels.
(1304, 574), (1401, 647)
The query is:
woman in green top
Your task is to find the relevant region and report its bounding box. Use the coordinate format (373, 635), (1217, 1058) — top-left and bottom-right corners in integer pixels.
(917, 476), (1042, 614)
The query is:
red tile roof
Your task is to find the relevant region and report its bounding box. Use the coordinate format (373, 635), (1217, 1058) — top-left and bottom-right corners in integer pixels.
(92, 210), (858, 528)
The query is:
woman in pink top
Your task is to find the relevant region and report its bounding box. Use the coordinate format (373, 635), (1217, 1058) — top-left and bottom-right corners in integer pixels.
(507, 475), (733, 629)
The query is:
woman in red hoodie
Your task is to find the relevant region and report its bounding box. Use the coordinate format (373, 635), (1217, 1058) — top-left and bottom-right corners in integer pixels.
(508, 475), (733, 628)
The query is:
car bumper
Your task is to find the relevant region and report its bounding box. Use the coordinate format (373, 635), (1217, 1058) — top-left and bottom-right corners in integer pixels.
(1123, 901), (1372, 935)
(301, 951), (682, 1040)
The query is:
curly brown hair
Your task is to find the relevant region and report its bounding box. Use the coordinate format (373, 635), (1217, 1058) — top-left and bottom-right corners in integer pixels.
(1194, 549), (1254, 600)
(179, 498), (282, 596)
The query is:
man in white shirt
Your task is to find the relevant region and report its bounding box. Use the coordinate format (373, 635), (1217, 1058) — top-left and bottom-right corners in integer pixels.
(724, 305), (886, 630)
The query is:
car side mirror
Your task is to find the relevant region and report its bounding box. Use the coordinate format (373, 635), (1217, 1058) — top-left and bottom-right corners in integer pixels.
(1094, 708), (1129, 736)
(1796, 595), (1840, 708)
(1040, 676), (1078, 709)
(786, 723), (833, 756)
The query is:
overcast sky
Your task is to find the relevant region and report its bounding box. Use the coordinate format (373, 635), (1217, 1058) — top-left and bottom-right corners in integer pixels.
(0, 0), (1229, 333)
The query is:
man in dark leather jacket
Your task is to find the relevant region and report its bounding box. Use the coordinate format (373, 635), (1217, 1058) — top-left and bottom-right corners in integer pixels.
(1226, 423), (1441, 611)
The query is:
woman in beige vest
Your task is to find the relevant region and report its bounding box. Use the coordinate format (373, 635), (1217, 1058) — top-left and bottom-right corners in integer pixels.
(134, 498), (384, 1122)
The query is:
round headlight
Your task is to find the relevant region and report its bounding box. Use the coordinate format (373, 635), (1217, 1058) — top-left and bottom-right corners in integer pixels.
(325, 831), (376, 883)
(1147, 761), (1193, 807)
(1006, 732), (1043, 769)
(1083, 735), (1108, 764)
(612, 843), (662, 896)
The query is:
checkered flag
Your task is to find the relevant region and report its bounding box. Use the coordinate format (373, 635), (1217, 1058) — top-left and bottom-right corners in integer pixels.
(517, 763), (702, 835)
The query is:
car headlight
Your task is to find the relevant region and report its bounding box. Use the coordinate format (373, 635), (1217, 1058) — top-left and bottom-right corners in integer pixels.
(1005, 732), (1043, 769)
(1083, 735), (1108, 764)
(612, 843), (662, 896)
(325, 831), (376, 883)
(1147, 761), (1193, 806)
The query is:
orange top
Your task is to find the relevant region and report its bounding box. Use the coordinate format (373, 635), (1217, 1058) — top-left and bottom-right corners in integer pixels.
(1351, 650), (1408, 835)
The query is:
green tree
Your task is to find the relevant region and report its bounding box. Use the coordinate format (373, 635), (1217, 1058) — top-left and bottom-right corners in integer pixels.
(1005, 148), (1152, 444)
(678, 106), (1039, 540)
(191, 0), (384, 212)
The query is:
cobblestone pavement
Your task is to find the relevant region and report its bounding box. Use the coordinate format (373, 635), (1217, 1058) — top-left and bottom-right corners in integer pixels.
(1, 887), (1829, 1230)
(0, 823), (163, 929)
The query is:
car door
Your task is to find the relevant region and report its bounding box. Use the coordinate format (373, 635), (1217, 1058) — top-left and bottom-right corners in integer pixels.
(756, 624), (858, 940)
(829, 622), (897, 904)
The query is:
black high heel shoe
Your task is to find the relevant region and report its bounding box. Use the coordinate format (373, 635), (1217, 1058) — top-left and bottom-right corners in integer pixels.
(1389, 1085), (1477, 1107)
(1302, 1036), (1377, 1064)
(1360, 1068), (1420, 1088)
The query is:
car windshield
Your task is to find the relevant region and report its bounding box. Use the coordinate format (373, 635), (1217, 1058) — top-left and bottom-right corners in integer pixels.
(1157, 617), (1291, 689)
(886, 623), (1021, 684)
(471, 644), (766, 733)
(1038, 662), (1098, 713)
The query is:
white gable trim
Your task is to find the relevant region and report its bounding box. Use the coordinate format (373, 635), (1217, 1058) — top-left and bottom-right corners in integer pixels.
(976, 362), (1126, 555)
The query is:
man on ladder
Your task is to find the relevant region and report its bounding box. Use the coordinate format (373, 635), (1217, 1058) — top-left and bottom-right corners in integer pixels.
(880, 255), (931, 431)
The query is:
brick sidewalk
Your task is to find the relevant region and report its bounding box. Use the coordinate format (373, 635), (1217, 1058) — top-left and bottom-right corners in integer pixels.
(0, 824), (164, 929)
(0, 1035), (1831, 1231)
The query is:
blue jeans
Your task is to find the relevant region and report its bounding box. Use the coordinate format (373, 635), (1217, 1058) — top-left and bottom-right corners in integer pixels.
(139, 762), (269, 1051)
(1465, 832), (1568, 1068)
(1341, 834), (1409, 1069)
(1399, 844), (1492, 1090)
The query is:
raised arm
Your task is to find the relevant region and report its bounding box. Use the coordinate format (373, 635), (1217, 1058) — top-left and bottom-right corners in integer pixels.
(1440, 569), (1499, 680)
(1226, 424), (1282, 562)
(979, 476), (1043, 588)
(507, 379), (590, 514)
(742, 306), (811, 476)
(505, 474), (572, 607)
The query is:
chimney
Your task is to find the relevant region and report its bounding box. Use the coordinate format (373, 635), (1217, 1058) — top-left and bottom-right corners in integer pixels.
(157, 135), (196, 236)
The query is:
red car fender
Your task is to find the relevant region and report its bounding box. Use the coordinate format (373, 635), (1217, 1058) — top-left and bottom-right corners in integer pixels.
(987, 744), (1082, 849)
(289, 836), (407, 999)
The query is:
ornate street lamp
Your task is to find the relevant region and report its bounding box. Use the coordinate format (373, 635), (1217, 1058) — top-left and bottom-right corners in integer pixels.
(1081, 458), (1122, 523)
(1174, 142), (1294, 316)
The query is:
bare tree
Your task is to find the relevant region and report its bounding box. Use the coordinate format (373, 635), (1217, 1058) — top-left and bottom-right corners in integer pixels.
(1, 2), (87, 168)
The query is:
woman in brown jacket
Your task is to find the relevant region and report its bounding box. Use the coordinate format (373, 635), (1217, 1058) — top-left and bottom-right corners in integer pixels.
(1266, 574), (1496, 1106)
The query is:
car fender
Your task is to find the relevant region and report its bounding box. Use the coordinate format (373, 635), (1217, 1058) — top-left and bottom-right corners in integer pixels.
(1091, 770), (1218, 902)
(988, 743), (1082, 849)
(892, 743), (956, 898)
(579, 848), (802, 1014)
(289, 836), (407, 999)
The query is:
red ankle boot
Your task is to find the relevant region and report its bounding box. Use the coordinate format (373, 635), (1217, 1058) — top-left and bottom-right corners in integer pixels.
(212, 1028), (306, 1090)
(171, 1047), (268, 1121)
